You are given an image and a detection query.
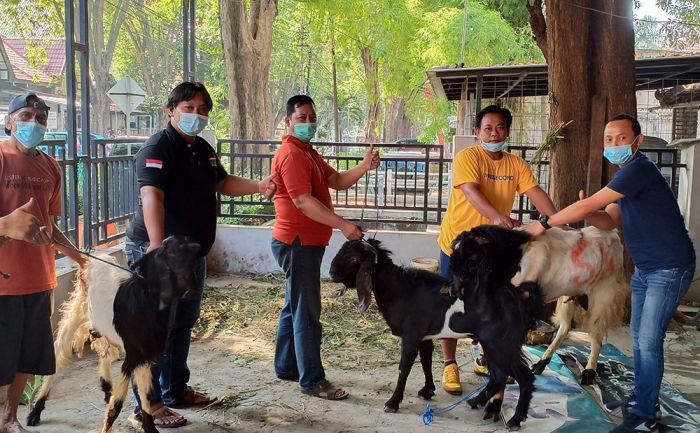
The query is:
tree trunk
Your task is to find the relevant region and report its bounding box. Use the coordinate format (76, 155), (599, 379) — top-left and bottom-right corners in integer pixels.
(88, 0), (130, 134)
(541, 0), (636, 210)
(219, 0), (278, 143)
(331, 44), (341, 143)
(361, 46), (381, 142)
(383, 97), (413, 143)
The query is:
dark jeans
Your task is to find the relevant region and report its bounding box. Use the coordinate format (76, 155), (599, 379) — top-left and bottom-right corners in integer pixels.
(271, 237), (326, 390)
(438, 250), (452, 282)
(125, 238), (206, 412)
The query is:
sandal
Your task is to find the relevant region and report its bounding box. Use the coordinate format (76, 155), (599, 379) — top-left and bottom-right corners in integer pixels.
(128, 406), (187, 429)
(168, 386), (216, 408)
(301, 380), (349, 401)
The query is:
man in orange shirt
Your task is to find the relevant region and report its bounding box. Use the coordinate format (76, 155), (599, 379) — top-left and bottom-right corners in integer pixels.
(0, 93), (84, 433)
(271, 95), (379, 400)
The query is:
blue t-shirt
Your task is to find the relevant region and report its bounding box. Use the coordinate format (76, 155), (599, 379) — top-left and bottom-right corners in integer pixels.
(607, 152), (695, 270)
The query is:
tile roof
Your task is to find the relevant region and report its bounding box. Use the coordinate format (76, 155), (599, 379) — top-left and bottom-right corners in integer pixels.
(0, 36), (65, 84)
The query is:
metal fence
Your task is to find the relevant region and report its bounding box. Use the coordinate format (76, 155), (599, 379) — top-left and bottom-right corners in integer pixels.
(50, 137), (686, 249)
(45, 137), (144, 249)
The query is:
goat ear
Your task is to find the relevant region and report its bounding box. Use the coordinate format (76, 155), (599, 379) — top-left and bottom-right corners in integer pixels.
(356, 260), (374, 313)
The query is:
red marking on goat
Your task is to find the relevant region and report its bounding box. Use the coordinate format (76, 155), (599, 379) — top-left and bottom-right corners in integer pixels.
(571, 239), (595, 285)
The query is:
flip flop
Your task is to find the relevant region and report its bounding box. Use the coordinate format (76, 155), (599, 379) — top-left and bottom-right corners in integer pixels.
(301, 380), (349, 401)
(128, 407), (187, 429)
(168, 386), (216, 408)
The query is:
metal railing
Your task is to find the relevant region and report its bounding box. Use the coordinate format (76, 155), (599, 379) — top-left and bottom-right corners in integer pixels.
(48, 137), (686, 249)
(44, 137), (144, 249)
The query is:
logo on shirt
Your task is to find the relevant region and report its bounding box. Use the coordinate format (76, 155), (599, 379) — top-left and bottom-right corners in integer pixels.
(484, 173), (514, 181)
(145, 159), (163, 169)
(209, 156), (217, 167)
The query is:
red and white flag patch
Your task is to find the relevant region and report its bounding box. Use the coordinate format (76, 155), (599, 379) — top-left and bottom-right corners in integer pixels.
(145, 158), (163, 169)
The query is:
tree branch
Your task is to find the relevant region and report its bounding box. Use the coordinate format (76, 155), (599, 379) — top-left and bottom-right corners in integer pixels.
(526, 0), (548, 61)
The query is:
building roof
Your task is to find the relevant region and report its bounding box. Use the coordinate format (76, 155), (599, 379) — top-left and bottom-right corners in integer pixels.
(0, 36), (65, 84)
(428, 56), (700, 101)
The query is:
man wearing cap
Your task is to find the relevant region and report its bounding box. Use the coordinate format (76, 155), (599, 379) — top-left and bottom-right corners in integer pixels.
(1, 93), (84, 433)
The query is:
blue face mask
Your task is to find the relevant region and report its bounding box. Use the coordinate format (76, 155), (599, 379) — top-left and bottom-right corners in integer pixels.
(481, 140), (508, 153)
(292, 123), (317, 142)
(13, 121), (46, 148)
(603, 144), (634, 165)
(176, 110), (209, 136)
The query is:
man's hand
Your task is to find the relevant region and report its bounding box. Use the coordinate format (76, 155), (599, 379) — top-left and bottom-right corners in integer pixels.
(524, 221), (546, 237)
(259, 172), (278, 199)
(491, 214), (522, 228)
(340, 220), (365, 240)
(0, 198), (51, 245)
(362, 145), (380, 171)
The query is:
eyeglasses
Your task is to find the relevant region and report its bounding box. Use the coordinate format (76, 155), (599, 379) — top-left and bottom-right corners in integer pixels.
(12, 109), (48, 125)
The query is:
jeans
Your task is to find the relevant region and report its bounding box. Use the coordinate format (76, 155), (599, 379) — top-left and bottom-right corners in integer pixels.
(629, 265), (695, 420)
(438, 250), (452, 282)
(124, 238), (206, 412)
(271, 237), (326, 390)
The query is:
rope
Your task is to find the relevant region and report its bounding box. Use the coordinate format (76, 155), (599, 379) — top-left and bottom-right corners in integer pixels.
(421, 378), (490, 425)
(52, 238), (143, 279)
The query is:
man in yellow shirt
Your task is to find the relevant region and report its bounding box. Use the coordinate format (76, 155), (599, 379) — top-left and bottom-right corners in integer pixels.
(438, 105), (557, 394)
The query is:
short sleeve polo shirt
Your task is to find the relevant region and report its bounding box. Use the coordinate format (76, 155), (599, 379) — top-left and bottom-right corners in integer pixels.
(126, 122), (228, 256)
(271, 135), (337, 246)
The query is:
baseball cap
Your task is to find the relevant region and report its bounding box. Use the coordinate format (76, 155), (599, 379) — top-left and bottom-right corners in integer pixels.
(4, 92), (50, 134)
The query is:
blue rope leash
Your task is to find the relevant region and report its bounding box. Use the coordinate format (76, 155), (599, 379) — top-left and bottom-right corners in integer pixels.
(421, 378), (490, 425)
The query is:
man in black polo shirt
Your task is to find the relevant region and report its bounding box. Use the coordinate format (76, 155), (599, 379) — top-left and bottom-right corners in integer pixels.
(125, 82), (275, 429)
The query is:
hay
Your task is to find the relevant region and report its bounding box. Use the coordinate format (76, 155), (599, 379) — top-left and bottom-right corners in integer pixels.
(194, 274), (401, 370)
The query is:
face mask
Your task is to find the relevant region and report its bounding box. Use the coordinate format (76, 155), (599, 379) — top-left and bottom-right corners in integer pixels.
(176, 110), (208, 136)
(481, 140), (508, 153)
(292, 123), (317, 142)
(13, 121), (46, 148)
(603, 144), (634, 165)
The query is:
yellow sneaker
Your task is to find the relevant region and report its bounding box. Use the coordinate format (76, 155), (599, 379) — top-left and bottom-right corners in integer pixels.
(442, 363), (463, 395)
(473, 356), (489, 376)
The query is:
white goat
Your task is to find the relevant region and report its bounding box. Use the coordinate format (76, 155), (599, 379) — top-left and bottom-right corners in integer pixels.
(511, 226), (629, 384)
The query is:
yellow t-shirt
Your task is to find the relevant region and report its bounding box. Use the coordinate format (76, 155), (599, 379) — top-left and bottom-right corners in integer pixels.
(437, 145), (539, 255)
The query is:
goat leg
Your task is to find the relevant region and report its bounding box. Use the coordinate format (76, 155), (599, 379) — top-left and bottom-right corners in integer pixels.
(416, 340), (435, 400)
(506, 359), (536, 431)
(134, 364), (159, 433)
(384, 338), (420, 413)
(580, 330), (602, 385)
(467, 380), (499, 409)
(101, 372), (130, 433)
(483, 388), (504, 422)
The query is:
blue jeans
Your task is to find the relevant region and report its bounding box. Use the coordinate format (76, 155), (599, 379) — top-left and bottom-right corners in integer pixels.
(124, 238), (206, 412)
(629, 265), (695, 420)
(438, 250), (452, 282)
(271, 237), (326, 390)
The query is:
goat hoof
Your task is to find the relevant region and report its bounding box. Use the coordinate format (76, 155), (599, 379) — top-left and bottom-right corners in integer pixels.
(532, 358), (550, 375)
(506, 417), (522, 431)
(467, 396), (480, 409)
(26, 397), (46, 426)
(417, 386), (435, 400)
(484, 399), (503, 421)
(384, 400), (400, 413)
(580, 369), (597, 385)
(100, 377), (113, 403)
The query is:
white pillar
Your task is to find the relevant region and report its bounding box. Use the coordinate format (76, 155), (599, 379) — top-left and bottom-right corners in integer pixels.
(673, 138), (700, 301)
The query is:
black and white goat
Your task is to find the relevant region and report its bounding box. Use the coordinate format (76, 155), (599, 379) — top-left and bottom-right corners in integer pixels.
(26, 236), (201, 433)
(472, 225), (629, 384)
(329, 229), (542, 430)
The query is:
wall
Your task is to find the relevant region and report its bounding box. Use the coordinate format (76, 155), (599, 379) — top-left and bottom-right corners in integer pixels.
(676, 139), (700, 301)
(207, 225), (441, 277)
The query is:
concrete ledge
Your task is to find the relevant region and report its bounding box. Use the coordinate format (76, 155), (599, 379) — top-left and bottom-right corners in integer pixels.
(207, 224), (440, 277)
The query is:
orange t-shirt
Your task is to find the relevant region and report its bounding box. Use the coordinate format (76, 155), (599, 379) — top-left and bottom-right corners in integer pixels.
(0, 140), (62, 295)
(271, 135), (337, 246)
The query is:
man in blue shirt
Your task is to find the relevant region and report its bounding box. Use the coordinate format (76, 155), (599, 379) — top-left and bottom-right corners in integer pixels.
(525, 114), (696, 433)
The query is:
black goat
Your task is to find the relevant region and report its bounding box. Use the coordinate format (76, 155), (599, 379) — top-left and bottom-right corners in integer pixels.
(329, 227), (541, 430)
(26, 236), (201, 433)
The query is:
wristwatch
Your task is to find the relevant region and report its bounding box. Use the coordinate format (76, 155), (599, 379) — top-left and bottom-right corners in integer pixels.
(538, 214), (552, 230)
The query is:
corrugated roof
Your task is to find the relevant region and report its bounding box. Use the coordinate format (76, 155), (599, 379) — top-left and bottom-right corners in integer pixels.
(0, 36), (65, 83)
